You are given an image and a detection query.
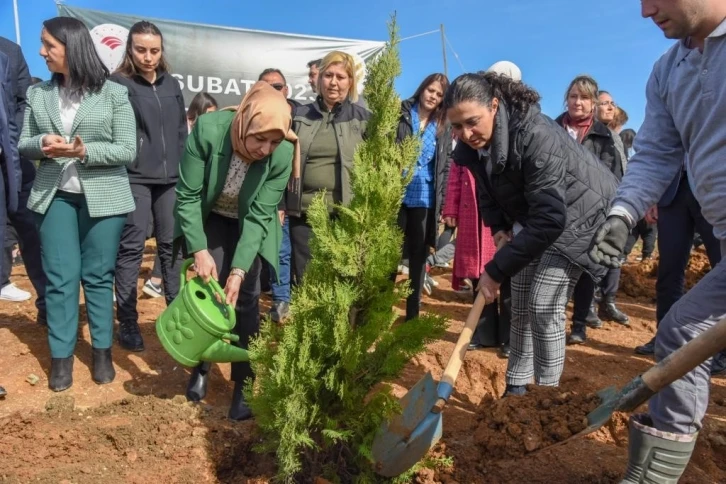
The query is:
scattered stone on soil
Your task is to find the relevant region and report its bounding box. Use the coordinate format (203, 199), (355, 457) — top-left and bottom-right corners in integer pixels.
(25, 373), (40, 386)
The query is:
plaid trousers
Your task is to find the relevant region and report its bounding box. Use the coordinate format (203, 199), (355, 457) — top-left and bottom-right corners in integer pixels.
(506, 247), (582, 386)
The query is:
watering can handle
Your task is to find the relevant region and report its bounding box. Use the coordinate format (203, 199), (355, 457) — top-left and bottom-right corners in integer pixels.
(180, 258), (237, 328)
(434, 291), (487, 411)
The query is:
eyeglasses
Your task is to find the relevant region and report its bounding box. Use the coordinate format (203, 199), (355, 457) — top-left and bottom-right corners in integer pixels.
(599, 101), (617, 108)
(270, 83), (285, 91)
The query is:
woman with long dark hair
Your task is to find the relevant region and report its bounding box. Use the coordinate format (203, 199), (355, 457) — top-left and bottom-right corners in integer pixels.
(554, 76), (628, 345)
(446, 73), (617, 396)
(143, 92), (218, 298)
(396, 73), (451, 320)
(19, 17), (136, 391)
(111, 21), (188, 352)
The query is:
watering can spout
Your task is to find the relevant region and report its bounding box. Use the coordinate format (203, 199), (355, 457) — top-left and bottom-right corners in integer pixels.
(200, 338), (250, 363)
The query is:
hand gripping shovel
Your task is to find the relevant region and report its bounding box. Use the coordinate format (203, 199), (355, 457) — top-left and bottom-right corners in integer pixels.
(552, 314), (726, 449)
(371, 291), (488, 477)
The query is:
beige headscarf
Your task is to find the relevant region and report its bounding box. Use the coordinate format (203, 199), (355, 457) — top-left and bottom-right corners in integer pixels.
(230, 81), (300, 182)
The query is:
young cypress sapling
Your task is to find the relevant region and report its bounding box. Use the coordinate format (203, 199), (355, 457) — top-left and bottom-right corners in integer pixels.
(245, 16), (447, 481)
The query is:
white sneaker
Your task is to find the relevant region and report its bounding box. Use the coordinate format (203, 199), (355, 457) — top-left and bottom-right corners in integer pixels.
(397, 264), (409, 275)
(0, 283), (31, 302)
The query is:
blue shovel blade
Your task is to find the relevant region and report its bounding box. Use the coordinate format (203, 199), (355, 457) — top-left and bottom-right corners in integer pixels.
(372, 372), (443, 477)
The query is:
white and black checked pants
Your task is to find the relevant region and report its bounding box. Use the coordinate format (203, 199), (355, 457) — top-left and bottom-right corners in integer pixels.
(506, 247), (582, 387)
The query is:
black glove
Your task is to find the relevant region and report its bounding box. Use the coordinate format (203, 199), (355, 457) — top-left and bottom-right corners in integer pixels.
(589, 215), (631, 268)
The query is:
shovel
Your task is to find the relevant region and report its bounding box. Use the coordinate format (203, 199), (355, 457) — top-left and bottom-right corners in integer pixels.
(551, 314), (726, 449)
(371, 290), (488, 477)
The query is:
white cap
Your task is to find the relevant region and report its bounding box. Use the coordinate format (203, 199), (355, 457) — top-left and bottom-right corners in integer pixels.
(485, 61), (522, 82)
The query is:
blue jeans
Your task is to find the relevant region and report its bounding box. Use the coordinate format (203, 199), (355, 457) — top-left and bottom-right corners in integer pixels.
(270, 215), (291, 303)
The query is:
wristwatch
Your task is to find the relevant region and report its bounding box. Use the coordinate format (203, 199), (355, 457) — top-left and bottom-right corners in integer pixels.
(230, 268), (246, 279)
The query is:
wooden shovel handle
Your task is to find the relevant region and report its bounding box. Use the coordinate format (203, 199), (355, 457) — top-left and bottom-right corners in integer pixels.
(642, 315), (726, 392)
(433, 291), (488, 411)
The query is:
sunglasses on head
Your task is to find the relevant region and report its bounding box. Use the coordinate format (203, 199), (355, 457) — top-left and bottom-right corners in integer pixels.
(270, 83), (285, 91)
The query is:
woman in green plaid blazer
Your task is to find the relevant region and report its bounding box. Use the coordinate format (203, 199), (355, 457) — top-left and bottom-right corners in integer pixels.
(19, 17), (136, 392)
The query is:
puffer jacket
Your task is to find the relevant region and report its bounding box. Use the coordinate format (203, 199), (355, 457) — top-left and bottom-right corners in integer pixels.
(452, 102), (618, 283)
(287, 97), (370, 216)
(396, 98), (452, 247)
(554, 114), (626, 180)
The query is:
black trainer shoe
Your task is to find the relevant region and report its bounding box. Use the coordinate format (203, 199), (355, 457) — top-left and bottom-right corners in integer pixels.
(117, 320), (145, 352)
(504, 384), (527, 397)
(635, 337), (656, 355)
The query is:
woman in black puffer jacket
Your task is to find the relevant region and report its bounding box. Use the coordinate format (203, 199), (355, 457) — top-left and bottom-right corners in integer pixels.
(446, 73), (617, 396)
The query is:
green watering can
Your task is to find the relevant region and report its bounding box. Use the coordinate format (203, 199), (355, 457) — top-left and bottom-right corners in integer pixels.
(156, 259), (250, 366)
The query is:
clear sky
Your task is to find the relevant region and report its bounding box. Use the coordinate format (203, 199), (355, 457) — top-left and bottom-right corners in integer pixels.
(1, 0), (674, 130)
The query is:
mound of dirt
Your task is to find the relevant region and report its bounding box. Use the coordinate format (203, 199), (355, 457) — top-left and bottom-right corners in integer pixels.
(0, 394), (274, 483)
(620, 248), (712, 302)
(471, 385), (600, 458)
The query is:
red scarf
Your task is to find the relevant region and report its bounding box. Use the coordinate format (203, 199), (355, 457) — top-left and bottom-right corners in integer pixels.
(562, 112), (594, 143)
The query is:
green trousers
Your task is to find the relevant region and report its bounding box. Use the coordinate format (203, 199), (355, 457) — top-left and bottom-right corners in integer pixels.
(36, 192), (126, 358)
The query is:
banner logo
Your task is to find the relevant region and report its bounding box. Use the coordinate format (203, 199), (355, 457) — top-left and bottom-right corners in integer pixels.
(89, 23), (130, 72)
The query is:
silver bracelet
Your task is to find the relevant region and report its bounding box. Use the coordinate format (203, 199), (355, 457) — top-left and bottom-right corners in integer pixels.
(230, 268), (246, 279)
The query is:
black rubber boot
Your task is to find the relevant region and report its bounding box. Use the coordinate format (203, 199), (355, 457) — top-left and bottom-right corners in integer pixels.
(228, 381), (253, 421)
(635, 337), (656, 355)
(269, 301), (290, 323)
(117, 320), (145, 351)
(0, 385), (6, 398)
(568, 324), (587, 345)
(92, 348), (115, 384)
(49, 356), (74, 392)
(600, 297), (630, 325)
(186, 362), (211, 402)
(621, 414), (697, 483)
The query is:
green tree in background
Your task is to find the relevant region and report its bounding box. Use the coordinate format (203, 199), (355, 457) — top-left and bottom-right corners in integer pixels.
(245, 15), (447, 483)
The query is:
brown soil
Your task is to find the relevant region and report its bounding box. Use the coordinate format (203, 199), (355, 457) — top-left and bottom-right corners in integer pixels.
(2, 245), (726, 483)
(471, 381), (601, 458)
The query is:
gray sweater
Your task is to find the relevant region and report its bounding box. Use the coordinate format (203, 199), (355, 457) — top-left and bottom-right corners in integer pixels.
(611, 19), (726, 240)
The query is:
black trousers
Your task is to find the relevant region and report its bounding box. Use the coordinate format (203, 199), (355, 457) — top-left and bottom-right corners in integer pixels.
(115, 183), (180, 322)
(2, 169), (46, 314)
(398, 206), (433, 321)
(289, 214), (313, 286)
(471, 277), (511, 347)
(656, 180), (721, 324)
(624, 218), (657, 257)
(204, 212), (262, 383)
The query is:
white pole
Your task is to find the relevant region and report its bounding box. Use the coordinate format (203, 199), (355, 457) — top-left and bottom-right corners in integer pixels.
(13, 0), (21, 45)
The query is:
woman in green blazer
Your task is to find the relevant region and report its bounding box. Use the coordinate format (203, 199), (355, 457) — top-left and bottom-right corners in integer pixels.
(175, 81), (297, 420)
(19, 17), (136, 392)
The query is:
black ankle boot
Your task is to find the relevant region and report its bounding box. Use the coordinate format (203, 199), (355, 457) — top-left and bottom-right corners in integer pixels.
(228, 382), (253, 421)
(49, 356), (74, 392)
(117, 320), (145, 351)
(186, 362), (211, 402)
(585, 304), (603, 328)
(92, 348), (115, 384)
(599, 298), (630, 325)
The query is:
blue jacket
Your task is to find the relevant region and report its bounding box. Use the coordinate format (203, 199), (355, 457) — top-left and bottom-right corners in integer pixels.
(0, 51), (20, 212)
